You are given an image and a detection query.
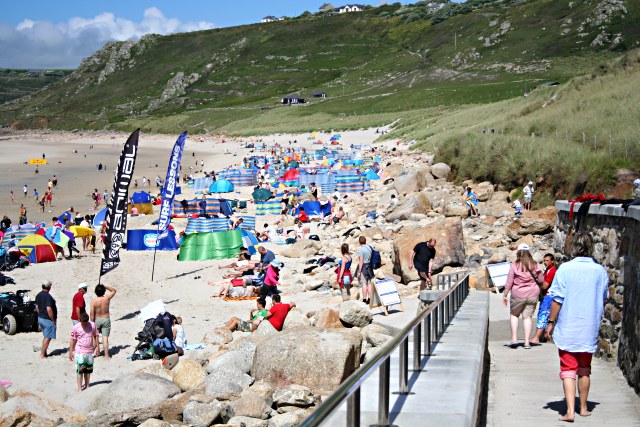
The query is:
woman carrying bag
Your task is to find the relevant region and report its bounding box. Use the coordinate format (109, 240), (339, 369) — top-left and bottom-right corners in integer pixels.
(336, 243), (353, 301)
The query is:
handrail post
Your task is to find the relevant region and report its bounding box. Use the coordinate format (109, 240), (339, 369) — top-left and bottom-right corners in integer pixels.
(424, 312), (431, 356)
(413, 323), (421, 371)
(378, 357), (391, 426)
(433, 304), (439, 339)
(347, 387), (360, 427)
(399, 337), (409, 393)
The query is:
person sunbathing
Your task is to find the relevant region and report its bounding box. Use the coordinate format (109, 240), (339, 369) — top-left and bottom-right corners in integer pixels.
(222, 254), (259, 279)
(218, 250), (251, 270)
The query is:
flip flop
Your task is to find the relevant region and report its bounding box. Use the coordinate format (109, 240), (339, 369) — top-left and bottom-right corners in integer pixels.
(508, 342), (519, 348)
(523, 345), (531, 349)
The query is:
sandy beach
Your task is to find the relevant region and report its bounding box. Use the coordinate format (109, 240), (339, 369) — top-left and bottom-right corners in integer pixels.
(0, 127), (396, 412)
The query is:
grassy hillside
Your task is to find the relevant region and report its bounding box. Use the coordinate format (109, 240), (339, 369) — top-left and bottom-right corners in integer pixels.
(387, 49), (640, 201)
(0, 69), (70, 104)
(0, 0), (636, 132)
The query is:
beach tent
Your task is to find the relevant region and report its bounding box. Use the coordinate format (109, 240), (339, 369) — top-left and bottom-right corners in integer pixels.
(209, 179), (234, 193)
(93, 208), (107, 228)
(131, 191), (152, 204)
(128, 202), (154, 215)
(219, 199), (234, 217)
(295, 201), (323, 216)
(185, 217), (232, 234)
(256, 200), (282, 216)
(18, 234), (56, 264)
(178, 230), (243, 261)
(57, 211), (73, 225)
(281, 169), (300, 181)
(241, 229), (260, 255)
(126, 229), (178, 251)
(252, 188), (272, 202)
(363, 169), (380, 181)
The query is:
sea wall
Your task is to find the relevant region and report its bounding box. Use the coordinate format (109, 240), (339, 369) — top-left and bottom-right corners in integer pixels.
(555, 201), (640, 393)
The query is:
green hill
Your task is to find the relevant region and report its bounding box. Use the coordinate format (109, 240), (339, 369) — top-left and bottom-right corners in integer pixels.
(1, 0), (636, 133)
(0, 69), (71, 105)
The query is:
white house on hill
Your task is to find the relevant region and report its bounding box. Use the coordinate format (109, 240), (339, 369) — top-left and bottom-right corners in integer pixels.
(335, 4), (365, 13)
(261, 16), (278, 23)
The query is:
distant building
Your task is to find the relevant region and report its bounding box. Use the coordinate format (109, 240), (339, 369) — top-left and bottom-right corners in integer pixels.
(26, 69), (45, 77)
(261, 16), (278, 23)
(282, 94), (306, 105)
(335, 4), (365, 13)
(425, 2), (447, 13)
(310, 92), (327, 98)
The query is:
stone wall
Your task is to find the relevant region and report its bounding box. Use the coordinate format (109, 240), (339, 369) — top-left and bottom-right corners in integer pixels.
(555, 201), (640, 394)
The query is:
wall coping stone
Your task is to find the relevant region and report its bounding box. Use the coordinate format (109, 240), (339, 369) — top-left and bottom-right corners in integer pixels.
(556, 201), (640, 222)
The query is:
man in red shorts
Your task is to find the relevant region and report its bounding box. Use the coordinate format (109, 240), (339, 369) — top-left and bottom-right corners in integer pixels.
(546, 232), (608, 423)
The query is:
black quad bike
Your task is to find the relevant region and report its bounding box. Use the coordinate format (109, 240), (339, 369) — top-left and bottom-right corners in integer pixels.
(0, 290), (38, 335)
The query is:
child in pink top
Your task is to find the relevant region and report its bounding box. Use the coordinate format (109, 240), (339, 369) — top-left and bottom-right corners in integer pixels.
(69, 313), (98, 392)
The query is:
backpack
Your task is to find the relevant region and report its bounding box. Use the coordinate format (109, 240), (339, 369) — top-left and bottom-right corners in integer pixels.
(368, 246), (382, 270)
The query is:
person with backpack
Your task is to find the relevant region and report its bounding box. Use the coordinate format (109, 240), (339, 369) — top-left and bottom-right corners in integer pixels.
(409, 238), (437, 290)
(357, 236), (376, 305)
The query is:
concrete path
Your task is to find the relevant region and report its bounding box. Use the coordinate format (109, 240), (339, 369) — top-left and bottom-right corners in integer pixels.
(485, 291), (640, 426)
(324, 290), (489, 426)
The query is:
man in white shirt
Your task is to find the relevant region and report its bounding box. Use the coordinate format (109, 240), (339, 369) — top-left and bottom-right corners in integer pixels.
(523, 181), (535, 210)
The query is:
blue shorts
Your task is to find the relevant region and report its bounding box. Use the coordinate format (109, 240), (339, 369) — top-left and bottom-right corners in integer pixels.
(38, 317), (56, 339)
(536, 295), (553, 329)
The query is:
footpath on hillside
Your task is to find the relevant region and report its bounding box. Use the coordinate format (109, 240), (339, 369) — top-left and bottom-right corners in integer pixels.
(484, 291), (640, 426)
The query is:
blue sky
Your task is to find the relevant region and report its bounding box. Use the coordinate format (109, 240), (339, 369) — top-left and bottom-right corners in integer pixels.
(0, 1), (463, 68)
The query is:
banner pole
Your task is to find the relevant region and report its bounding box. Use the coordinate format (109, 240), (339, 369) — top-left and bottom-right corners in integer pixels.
(151, 245), (158, 282)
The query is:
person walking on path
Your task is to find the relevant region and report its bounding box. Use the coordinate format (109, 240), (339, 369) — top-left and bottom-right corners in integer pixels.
(71, 283), (88, 325)
(69, 312), (98, 392)
(90, 284), (116, 359)
(23, 184), (27, 198)
(35, 281), (57, 359)
(545, 232), (608, 422)
(530, 253), (557, 345)
(9, 190), (14, 204)
(408, 238), (437, 290)
(357, 236), (374, 305)
(502, 243), (543, 349)
(523, 181), (535, 210)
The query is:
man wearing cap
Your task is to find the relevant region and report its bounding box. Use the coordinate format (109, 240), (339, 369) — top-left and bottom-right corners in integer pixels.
(71, 283), (88, 325)
(523, 181), (535, 210)
(35, 281), (57, 359)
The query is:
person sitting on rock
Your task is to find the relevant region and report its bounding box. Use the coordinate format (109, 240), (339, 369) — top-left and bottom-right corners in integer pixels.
(331, 206), (346, 225)
(295, 207), (309, 224)
(265, 294), (296, 332)
(225, 298), (267, 332)
(463, 186), (479, 217)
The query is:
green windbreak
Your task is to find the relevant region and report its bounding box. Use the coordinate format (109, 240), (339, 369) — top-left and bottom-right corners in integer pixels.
(177, 230), (243, 261)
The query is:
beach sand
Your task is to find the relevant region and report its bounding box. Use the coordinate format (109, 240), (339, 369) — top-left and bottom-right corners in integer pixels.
(0, 127), (394, 412)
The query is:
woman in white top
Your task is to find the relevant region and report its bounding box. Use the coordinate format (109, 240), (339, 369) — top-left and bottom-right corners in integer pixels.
(172, 316), (186, 349)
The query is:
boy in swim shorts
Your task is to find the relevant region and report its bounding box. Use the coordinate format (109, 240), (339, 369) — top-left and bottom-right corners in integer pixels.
(69, 313), (98, 392)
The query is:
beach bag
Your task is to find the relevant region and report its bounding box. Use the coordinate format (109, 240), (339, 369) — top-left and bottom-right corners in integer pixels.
(369, 246), (382, 270)
(153, 337), (177, 355)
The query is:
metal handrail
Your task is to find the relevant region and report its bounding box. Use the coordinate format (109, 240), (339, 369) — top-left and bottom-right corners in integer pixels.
(300, 271), (470, 427)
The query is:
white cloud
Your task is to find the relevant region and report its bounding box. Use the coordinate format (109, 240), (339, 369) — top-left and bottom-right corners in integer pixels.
(0, 8), (216, 69)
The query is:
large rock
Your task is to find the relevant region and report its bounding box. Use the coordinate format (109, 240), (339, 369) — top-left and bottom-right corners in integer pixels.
(430, 163), (451, 179)
(228, 416), (269, 427)
(252, 328), (362, 394)
(313, 308), (344, 329)
(386, 193), (432, 222)
(280, 240), (321, 259)
(273, 385), (318, 408)
(282, 310), (311, 330)
(393, 217), (466, 283)
(91, 373), (181, 415)
(506, 217), (554, 239)
(0, 391), (84, 426)
(444, 203), (469, 217)
(203, 369), (254, 400)
(202, 326), (233, 346)
(228, 391), (271, 420)
(138, 420), (172, 427)
(482, 202), (512, 218)
(393, 167), (433, 195)
(267, 410), (309, 427)
(182, 400), (222, 427)
(172, 359), (207, 391)
(366, 332), (393, 347)
(376, 188), (399, 209)
(474, 182), (494, 202)
(339, 301), (373, 327)
(207, 341), (257, 375)
(254, 318), (278, 337)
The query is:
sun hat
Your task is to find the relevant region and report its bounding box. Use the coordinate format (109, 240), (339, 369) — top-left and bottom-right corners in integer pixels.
(517, 243), (530, 251)
(78, 282), (88, 289)
(270, 259), (283, 268)
(42, 280), (52, 288)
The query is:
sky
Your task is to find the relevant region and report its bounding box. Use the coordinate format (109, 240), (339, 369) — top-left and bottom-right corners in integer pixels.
(0, 1), (463, 69)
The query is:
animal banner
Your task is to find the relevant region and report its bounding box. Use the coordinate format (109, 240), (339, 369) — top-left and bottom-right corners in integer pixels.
(157, 131), (187, 240)
(101, 129), (140, 276)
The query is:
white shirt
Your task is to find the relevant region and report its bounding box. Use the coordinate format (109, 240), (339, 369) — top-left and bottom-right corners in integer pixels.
(550, 257), (608, 353)
(174, 325), (185, 348)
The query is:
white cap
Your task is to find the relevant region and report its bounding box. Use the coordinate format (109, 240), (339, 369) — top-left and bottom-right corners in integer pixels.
(517, 243), (530, 251)
(78, 282), (88, 289)
(528, 181), (533, 185)
(634, 178), (640, 187)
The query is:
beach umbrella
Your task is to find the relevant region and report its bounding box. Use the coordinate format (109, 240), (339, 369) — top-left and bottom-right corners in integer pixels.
(240, 229), (260, 255)
(289, 160), (300, 169)
(281, 169), (300, 181)
(131, 191), (152, 204)
(209, 179), (234, 193)
(252, 188), (272, 202)
(93, 207), (107, 228)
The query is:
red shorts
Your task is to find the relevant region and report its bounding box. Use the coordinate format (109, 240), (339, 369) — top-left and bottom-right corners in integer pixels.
(559, 349), (593, 379)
